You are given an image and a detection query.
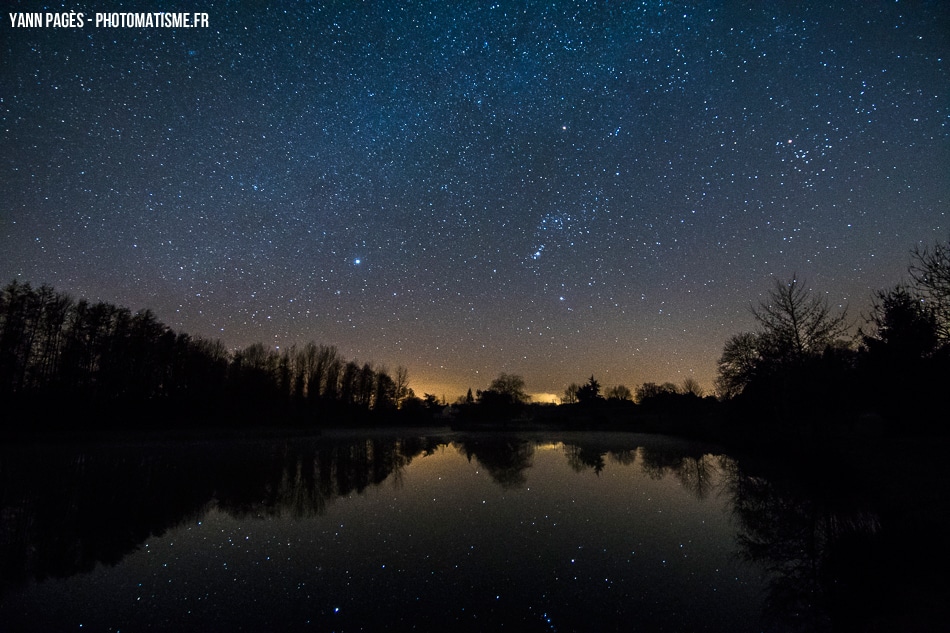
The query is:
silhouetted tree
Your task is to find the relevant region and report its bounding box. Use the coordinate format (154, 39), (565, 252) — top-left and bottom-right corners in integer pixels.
(487, 373), (529, 403)
(858, 283), (948, 432)
(752, 275), (850, 366)
(862, 285), (940, 361)
(0, 280), (40, 395)
(294, 342), (316, 400)
(180, 335), (229, 408)
(563, 382), (579, 404)
(58, 298), (112, 398)
(635, 382), (678, 403)
(680, 377), (704, 398)
(0, 280), (422, 430)
(339, 360), (361, 406)
(30, 285), (72, 393)
(908, 237), (950, 342)
(394, 365), (411, 408)
(231, 342), (282, 412)
(277, 347), (293, 399)
(473, 373), (528, 421)
(576, 375), (602, 403)
(715, 332), (763, 399)
(373, 368), (397, 413)
(715, 276), (854, 427)
(356, 362), (376, 408)
(605, 384), (632, 401)
(323, 354), (343, 401)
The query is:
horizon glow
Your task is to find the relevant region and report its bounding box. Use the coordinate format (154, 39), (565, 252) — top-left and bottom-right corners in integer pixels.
(1, 2), (947, 401)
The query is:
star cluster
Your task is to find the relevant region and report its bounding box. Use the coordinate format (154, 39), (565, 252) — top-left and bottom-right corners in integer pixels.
(2, 1), (947, 398)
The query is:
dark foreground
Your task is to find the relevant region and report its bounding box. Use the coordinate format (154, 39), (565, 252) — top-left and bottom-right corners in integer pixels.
(1, 429), (947, 632)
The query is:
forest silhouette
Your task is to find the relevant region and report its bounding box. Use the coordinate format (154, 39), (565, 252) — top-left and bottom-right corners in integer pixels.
(0, 279), (420, 431)
(1, 238), (948, 437)
(2, 241), (947, 633)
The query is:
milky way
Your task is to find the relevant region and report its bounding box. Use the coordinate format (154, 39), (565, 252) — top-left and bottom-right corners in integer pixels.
(2, 1), (947, 399)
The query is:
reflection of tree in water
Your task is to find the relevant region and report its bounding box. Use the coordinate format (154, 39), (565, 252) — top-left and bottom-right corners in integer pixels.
(559, 436), (644, 475)
(556, 439), (722, 503)
(639, 444), (688, 480)
(0, 435), (438, 596)
(7, 433), (927, 630)
(609, 447), (637, 466)
(671, 454), (720, 500)
(455, 437), (535, 489)
(564, 443), (607, 474)
(721, 456), (884, 632)
(638, 443), (722, 500)
(206, 438), (436, 520)
(0, 445), (214, 598)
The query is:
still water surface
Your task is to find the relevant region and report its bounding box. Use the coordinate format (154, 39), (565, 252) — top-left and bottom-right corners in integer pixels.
(1, 431), (877, 631)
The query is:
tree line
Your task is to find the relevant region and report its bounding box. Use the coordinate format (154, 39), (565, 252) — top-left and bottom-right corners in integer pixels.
(714, 237), (949, 435)
(452, 238), (949, 436)
(3, 238), (947, 435)
(0, 280), (414, 430)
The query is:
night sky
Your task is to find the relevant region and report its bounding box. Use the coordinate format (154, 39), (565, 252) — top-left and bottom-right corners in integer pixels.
(2, 1), (947, 401)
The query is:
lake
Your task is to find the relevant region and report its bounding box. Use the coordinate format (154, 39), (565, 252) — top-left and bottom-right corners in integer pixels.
(0, 429), (939, 631)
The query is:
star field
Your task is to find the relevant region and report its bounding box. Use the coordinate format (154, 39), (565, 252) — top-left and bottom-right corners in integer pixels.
(2, 1), (947, 399)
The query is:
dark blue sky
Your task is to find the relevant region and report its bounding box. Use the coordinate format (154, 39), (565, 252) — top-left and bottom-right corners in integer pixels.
(2, 1), (947, 399)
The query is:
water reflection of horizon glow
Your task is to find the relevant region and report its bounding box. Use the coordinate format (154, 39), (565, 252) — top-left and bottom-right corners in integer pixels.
(1, 434), (777, 631)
